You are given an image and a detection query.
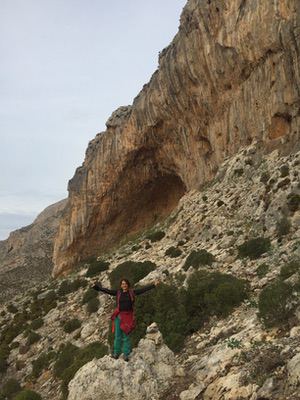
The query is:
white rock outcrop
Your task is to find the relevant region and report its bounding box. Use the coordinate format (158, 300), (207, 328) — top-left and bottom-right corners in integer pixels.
(68, 323), (182, 400)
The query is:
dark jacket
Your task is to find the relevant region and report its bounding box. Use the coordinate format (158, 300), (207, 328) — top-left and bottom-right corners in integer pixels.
(92, 283), (155, 311)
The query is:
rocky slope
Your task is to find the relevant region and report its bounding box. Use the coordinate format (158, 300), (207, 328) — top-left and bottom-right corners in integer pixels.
(0, 199), (67, 303)
(0, 143), (299, 400)
(52, 0), (300, 277)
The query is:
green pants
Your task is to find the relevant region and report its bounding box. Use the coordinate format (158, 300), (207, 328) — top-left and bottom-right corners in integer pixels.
(114, 315), (132, 356)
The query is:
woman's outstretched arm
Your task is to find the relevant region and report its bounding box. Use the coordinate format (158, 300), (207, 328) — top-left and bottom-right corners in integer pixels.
(134, 279), (160, 295)
(92, 283), (117, 296)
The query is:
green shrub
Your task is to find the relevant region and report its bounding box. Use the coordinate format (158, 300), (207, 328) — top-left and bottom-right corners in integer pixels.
(54, 341), (107, 399)
(58, 278), (87, 296)
(287, 192), (300, 212)
(183, 249), (215, 270)
(12, 389), (42, 400)
(29, 290), (58, 318)
(29, 318), (44, 330)
(165, 246), (182, 258)
(276, 216), (291, 237)
(10, 341), (20, 349)
(26, 331), (41, 346)
(127, 283), (189, 353)
(237, 237), (271, 260)
(82, 288), (98, 305)
(256, 263), (269, 278)
(109, 260), (156, 288)
(0, 311), (29, 346)
(186, 271), (249, 328)
(7, 304), (18, 314)
(86, 297), (100, 314)
(63, 319), (81, 333)
(280, 259), (300, 280)
(0, 378), (21, 399)
(131, 244), (142, 252)
(31, 350), (56, 378)
(0, 343), (10, 373)
(258, 279), (294, 327)
(146, 230), (165, 242)
(85, 259), (110, 277)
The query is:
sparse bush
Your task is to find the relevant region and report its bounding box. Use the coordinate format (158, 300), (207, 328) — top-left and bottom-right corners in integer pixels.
(109, 260), (156, 288)
(131, 244), (142, 252)
(183, 249), (215, 270)
(82, 288), (98, 305)
(58, 278), (87, 296)
(237, 237), (271, 260)
(276, 216), (291, 237)
(260, 171), (270, 184)
(146, 230), (165, 242)
(29, 318), (44, 330)
(86, 297), (99, 314)
(280, 164), (289, 177)
(287, 192), (300, 212)
(165, 246), (182, 258)
(63, 319), (81, 334)
(256, 263), (269, 278)
(7, 304), (18, 314)
(85, 259), (110, 277)
(185, 270), (249, 331)
(280, 259), (300, 280)
(26, 331), (41, 346)
(12, 389), (42, 400)
(258, 279), (294, 327)
(0, 378), (21, 399)
(31, 350), (56, 379)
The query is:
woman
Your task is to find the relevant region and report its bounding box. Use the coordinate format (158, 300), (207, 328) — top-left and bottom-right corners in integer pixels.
(92, 277), (159, 361)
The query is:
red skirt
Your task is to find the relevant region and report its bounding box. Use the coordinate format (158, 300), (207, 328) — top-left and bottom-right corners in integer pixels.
(111, 308), (136, 335)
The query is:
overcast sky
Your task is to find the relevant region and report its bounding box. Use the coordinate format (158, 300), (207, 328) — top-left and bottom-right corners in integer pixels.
(0, 0), (186, 240)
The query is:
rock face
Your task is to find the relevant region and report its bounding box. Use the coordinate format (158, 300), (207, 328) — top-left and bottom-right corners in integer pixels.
(0, 198), (67, 302)
(67, 323), (180, 400)
(52, 0), (300, 277)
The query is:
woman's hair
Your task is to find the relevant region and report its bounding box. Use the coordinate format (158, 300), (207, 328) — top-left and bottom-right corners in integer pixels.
(119, 278), (131, 287)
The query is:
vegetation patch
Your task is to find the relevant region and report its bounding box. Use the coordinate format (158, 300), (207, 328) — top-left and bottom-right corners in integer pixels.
(109, 260), (156, 288)
(63, 318), (81, 334)
(85, 258), (110, 277)
(12, 389), (42, 400)
(7, 304), (18, 314)
(57, 278), (87, 296)
(256, 263), (269, 278)
(145, 230), (165, 242)
(29, 318), (44, 330)
(31, 350), (56, 379)
(237, 237), (271, 260)
(258, 279), (295, 328)
(165, 246), (182, 258)
(276, 216), (291, 237)
(287, 192), (300, 212)
(25, 331), (41, 346)
(0, 378), (21, 399)
(86, 297), (100, 314)
(82, 288), (98, 305)
(279, 258), (300, 280)
(183, 249), (215, 270)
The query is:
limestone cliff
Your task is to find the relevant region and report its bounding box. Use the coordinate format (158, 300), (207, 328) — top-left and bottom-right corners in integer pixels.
(0, 198), (67, 302)
(52, 0), (300, 277)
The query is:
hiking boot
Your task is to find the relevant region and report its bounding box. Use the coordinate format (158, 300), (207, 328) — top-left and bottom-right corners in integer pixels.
(123, 355), (129, 362)
(112, 353), (120, 359)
